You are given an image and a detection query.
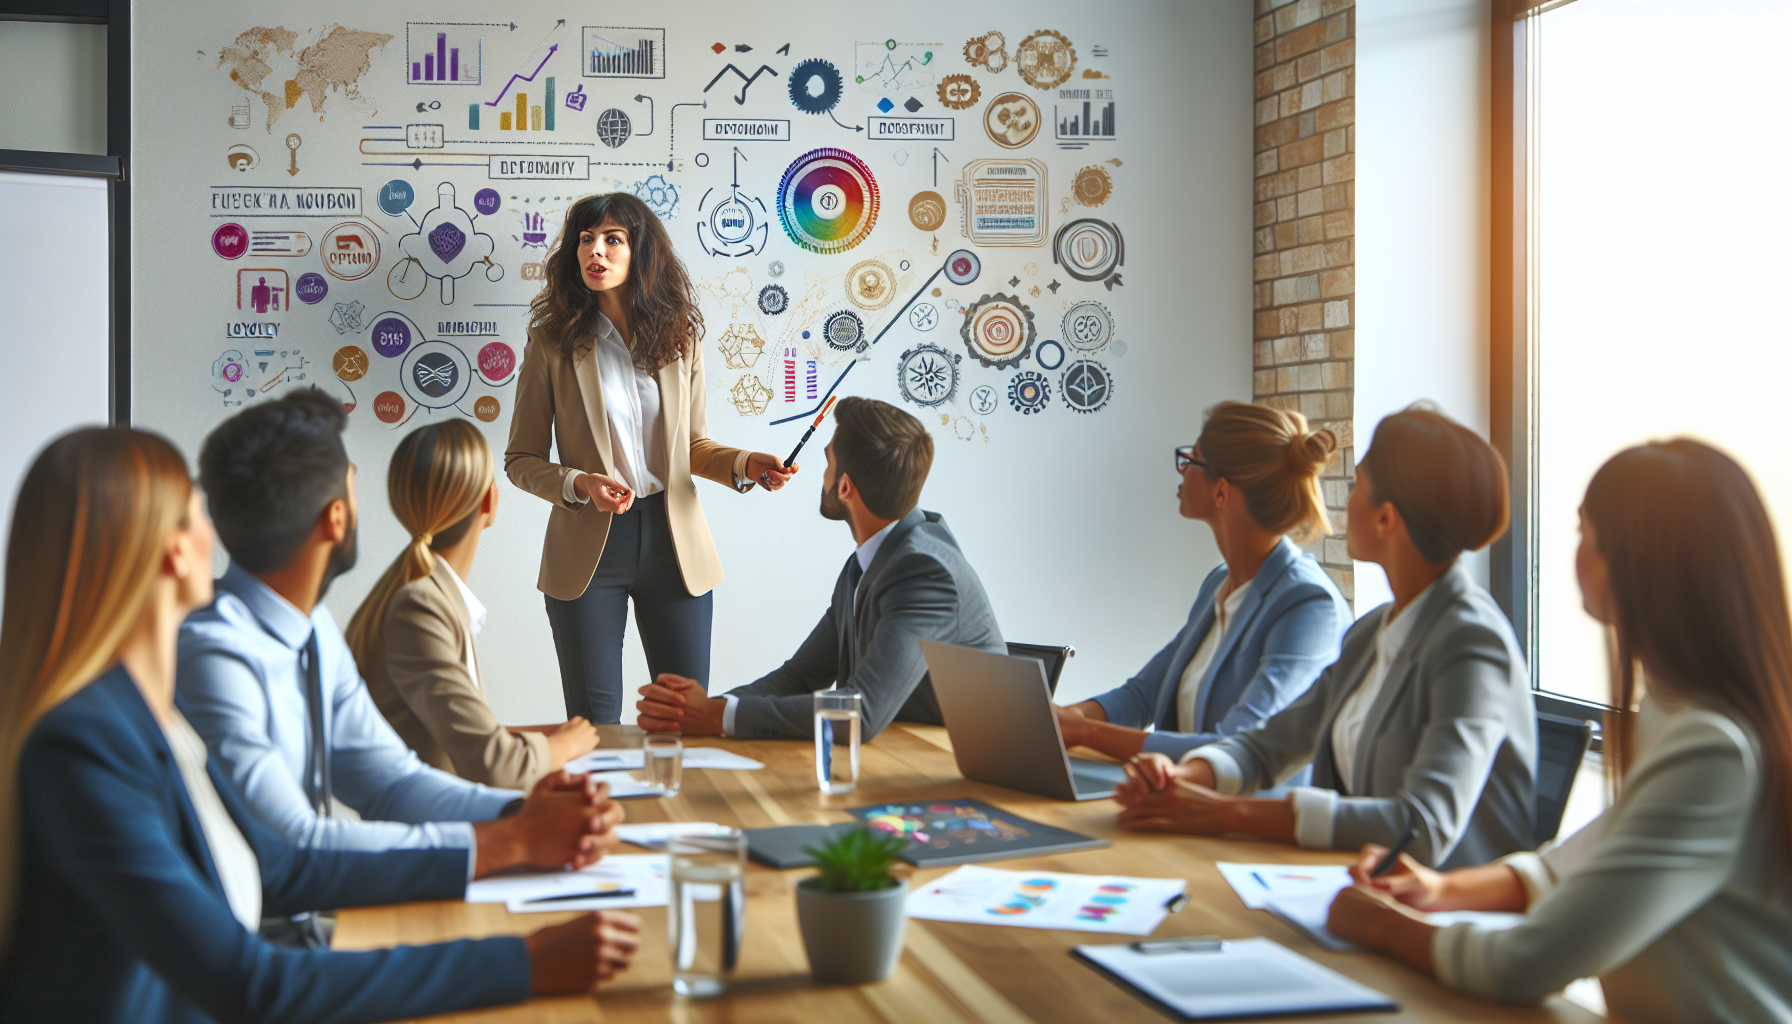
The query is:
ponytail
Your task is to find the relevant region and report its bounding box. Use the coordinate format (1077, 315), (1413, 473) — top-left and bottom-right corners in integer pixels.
(1197, 401), (1336, 542)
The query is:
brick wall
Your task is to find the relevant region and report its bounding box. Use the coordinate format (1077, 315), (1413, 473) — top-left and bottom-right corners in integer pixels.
(1252, 0), (1356, 604)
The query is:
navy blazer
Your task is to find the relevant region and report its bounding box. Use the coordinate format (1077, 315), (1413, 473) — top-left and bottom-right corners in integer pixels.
(0, 665), (531, 1024)
(1091, 538), (1350, 760)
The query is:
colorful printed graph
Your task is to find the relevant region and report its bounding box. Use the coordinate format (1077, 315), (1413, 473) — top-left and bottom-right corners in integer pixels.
(777, 148), (880, 254)
(1076, 882), (1138, 922)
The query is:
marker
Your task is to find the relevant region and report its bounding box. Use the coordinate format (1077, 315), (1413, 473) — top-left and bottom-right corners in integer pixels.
(782, 395), (837, 469)
(1370, 827), (1421, 878)
(522, 888), (637, 904)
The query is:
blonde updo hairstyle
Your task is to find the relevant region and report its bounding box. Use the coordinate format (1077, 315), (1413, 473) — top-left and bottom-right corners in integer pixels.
(1196, 401), (1337, 543)
(345, 420), (494, 672)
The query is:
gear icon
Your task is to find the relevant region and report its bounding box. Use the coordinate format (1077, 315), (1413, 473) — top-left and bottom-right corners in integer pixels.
(896, 343), (962, 408)
(1060, 359), (1113, 414)
(960, 293), (1036, 369)
(847, 260), (897, 310)
(789, 58), (844, 115)
(767, 260), (785, 278)
(1007, 371), (1050, 414)
(1063, 301), (1114, 351)
(937, 73), (982, 111)
(758, 283), (788, 316)
(964, 31), (1008, 73)
(823, 309), (866, 351)
(1016, 29), (1076, 89)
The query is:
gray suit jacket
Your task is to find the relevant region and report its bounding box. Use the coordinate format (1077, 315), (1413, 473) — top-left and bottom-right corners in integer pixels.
(1204, 563), (1537, 869)
(728, 509), (1004, 740)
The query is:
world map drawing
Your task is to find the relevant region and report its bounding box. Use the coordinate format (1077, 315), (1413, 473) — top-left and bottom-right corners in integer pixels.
(218, 25), (395, 131)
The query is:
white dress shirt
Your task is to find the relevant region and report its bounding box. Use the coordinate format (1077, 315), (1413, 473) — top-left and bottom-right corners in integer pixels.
(1174, 579), (1252, 733)
(720, 519), (901, 737)
(440, 555), (487, 692)
(163, 709), (262, 930)
(1185, 579), (1439, 849)
(588, 311), (666, 497)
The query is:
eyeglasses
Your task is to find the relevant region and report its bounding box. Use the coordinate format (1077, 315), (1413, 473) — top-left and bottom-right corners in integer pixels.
(1174, 445), (1207, 474)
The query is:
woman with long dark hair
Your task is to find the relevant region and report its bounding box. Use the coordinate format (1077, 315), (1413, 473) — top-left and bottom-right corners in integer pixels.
(508, 193), (795, 723)
(1328, 439), (1792, 1021)
(0, 428), (638, 1023)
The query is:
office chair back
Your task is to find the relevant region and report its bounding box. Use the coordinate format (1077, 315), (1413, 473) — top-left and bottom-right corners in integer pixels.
(1005, 642), (1075, 697)
(1534, 711), (1594, 846)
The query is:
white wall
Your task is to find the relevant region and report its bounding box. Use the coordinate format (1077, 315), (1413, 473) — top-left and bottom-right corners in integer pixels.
(0, 21), (108, 155)
(128, 1), (1255, 723)
(1353, 0), (1492, 613)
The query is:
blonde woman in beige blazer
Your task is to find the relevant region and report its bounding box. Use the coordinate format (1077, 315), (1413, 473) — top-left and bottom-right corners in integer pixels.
(507, 193), (795, 723)
(349, 420), (598, 789)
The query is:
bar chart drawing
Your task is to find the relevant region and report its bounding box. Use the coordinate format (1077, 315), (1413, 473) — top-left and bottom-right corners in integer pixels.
(407, 24), (482, 85)
(1054, 101), (1117, 147)
(582, 27), (666, 79)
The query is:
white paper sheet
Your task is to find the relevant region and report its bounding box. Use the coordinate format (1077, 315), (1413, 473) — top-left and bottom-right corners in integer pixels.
(1076, 938), (1398, 1018)
(1214, 862), (1352, 910)
(583, 770), (664, 799)
(465, 854), (670, 912)
(614, 821), (734, 850)
(906, 865), (1186, 935)
(566, 747), (765, 773)
(1264, 893), (1527, 954)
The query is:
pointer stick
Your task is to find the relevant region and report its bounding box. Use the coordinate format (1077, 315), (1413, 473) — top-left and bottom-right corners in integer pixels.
(783, 396), (837, 468)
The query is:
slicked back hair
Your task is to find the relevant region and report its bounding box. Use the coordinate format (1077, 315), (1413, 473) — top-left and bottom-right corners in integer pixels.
(198, 388), (350, 574)
(830, 397), (933, 521)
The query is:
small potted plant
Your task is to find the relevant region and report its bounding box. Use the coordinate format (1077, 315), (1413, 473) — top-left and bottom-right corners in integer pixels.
(795, 827), (911, 984)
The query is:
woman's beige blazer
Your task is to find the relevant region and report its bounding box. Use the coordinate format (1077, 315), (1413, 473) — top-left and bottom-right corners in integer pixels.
(361, 558), (551, 790)
(505, 328), (747, 601)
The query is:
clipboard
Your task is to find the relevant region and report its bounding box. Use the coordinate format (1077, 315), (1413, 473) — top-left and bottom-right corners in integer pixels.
(1074, 937), (1399, 1020)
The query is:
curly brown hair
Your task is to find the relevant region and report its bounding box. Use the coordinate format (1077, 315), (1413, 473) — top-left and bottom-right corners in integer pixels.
(528, 192), (703, 372)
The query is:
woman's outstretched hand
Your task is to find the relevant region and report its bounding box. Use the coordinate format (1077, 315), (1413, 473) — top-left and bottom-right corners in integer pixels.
(745, 452), (797, 491)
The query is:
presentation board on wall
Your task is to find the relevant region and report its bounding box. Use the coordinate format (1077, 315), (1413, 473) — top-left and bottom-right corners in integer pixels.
(131, 1), (1250, 724)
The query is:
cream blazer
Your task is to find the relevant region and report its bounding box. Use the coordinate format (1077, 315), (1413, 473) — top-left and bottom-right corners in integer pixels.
(505, 327), (747, 601)
(361, 558), (551, 790)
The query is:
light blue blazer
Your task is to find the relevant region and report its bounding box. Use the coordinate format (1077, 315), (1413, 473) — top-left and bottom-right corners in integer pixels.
(1091, 537), (1351, 761)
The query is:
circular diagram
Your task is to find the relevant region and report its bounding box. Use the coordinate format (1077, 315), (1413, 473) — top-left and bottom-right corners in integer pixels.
(909, 303), (939, 331)
(964, 31), (1008, 73)
(477, 341), (516, 382)
(1060, 359), (1113, 414)
(778, 148), (880, 254)
(847, 259), (897, 310)
(706, 191), (760, 248)
(767, 259), (785, 277)
(1054, 219), (1125, 283)
(386, 257), (427, 300)
(1008, 371), (1050, 414)
(332, 345), (369, 382)
(944, 249), (982, 286)
(1034, 339), (1065, 370)
(1063, 301), (1114, 351)
(984, 92), (1041, 149)
(758, 283), (788, 315)
(1073, 165), (1113, 208)
(896, 343), (962, 408)
(969, 384), (998, 415)
(823, 309), (866, 351)
(369, 316), (413, 359)
(1016, 30), (1077, 89)
(596, 108), (632, 148)
(937, 73), (981, 110)
(294, 272), (329, 305)
(789, 58), (844, 114)
(908, 191), (947, 231)
(373, 391), (406, 424)
(400, 341), (472, 409)
(212, 223), (248, 260)
(960, 293), (1036, 369)
(473, 396), (501, 422)
(321, 222), (379, 281)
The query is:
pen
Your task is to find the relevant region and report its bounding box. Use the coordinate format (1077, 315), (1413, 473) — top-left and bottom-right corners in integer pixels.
(1370, 827), (1421, 878)
(783, 395), (837, 469)
(1132, 937), (1224, 955)
(522, 888), (637, 904)
(1163, 891), (1191, 913)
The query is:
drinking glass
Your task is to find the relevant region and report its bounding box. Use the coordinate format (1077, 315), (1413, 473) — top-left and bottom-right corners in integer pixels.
(643, 734), (682, 797)
(668, 830), (746, 996)
(813, 689), (861, 795)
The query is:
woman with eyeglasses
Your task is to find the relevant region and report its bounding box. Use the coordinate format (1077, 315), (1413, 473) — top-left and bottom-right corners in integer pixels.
(1114, 405), (1536, 871)
(1055, 402), (1351, 770)
(1327, 440), (1792, 1022)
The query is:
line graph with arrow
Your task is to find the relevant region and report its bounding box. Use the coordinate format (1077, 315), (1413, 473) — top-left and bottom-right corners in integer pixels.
(704, 64), (778, 105)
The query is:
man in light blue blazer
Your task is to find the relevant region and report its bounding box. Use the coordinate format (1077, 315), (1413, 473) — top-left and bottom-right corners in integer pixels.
(1057, 403), (1351, 766)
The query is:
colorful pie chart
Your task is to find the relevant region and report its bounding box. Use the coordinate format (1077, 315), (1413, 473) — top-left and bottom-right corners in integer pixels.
(778, 148), (880, 254)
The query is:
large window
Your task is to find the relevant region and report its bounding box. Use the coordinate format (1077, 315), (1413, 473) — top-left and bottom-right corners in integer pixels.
(1512, 0), (1792, 706)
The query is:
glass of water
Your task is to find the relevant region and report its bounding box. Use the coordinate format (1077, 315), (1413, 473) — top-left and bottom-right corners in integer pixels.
(668, 830), (746, 997)
(813, 689), (862, 795)
(643, 734), (682, 797)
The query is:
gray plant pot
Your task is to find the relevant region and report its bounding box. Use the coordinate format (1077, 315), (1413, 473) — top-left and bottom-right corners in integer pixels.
(795, 877), (909, 984)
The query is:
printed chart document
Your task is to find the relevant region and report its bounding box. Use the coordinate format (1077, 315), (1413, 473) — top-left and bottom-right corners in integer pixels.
(465, 853), (669, 913)
(907, 865), (1186, 935)
(566, 747), (765, 772)
(1075, 938), (1398, 1019)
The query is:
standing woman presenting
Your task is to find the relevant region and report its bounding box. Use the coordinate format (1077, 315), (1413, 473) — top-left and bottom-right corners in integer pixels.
(508, 193), (796, 723)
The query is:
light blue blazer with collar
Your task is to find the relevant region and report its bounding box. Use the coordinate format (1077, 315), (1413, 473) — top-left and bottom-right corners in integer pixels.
(1091, 537), (1351, 761)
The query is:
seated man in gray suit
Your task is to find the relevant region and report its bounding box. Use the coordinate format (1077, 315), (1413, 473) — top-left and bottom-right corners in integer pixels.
(635, 396), (1004, 740)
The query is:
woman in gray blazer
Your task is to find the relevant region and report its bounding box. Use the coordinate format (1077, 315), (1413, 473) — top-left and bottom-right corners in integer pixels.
(1116, 406), (1537, 870)
(1328, 439), (1792, 1023)
(1056, 403), (1351, 763)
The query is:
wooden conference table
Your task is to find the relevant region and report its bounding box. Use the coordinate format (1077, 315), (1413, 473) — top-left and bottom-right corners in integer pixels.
(336, 725), (1611, 1024)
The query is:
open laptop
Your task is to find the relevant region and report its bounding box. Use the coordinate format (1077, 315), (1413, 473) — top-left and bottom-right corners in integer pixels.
(921, 638), (1131, 801)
